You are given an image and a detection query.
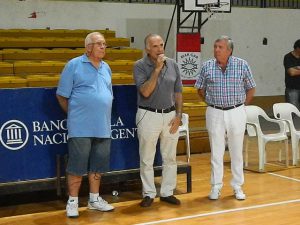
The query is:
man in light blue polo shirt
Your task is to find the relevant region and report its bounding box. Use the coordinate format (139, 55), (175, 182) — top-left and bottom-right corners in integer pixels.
(56, 32), (114, 218)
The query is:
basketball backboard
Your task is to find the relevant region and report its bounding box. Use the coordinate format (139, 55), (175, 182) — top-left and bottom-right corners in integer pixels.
(183, 0), (231, 13)
(196, 0), (219, 6)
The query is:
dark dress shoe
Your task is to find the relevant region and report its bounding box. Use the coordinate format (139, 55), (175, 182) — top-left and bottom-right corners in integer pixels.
(160, 195), (181, 205)
(140, 196), (154, 207)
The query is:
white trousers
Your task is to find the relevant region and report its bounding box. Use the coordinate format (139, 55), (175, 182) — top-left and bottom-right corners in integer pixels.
(206, 105), (246, 189)
(136, 108), (179, 198)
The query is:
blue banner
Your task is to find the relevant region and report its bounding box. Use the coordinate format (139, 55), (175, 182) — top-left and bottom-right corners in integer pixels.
(0, 85), (161, 183)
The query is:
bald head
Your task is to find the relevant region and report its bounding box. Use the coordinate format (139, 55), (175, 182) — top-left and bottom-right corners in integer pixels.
(144, 34), (164, 50)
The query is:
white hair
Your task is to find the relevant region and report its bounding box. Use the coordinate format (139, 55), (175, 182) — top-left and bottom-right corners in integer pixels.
(215, 35), (234, 51)
(85, 32), (104, 47)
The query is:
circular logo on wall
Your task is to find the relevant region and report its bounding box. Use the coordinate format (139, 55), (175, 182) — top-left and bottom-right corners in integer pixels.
(178, 52), (201, 80)
(0, 120), (29, 151)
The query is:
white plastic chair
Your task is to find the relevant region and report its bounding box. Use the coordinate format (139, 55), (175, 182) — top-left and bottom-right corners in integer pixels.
(179, 113), (191, 163)
(244, 105), (289, 171)
(273, 103), (300, 165)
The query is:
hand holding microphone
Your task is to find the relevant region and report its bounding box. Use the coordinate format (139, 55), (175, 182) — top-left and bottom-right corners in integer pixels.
(157, 54), (167, 69)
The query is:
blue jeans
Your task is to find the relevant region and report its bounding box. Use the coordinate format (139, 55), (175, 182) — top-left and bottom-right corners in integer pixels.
(285, 88), (300, 110)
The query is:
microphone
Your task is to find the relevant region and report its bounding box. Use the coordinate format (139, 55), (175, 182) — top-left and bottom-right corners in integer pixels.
(163, 56), (168, 67)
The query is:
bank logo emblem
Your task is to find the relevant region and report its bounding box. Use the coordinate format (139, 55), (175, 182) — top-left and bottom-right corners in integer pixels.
(0, 120), (29, 150)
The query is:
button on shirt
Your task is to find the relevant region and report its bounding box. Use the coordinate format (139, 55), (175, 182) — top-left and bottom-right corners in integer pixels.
(195, 56), (256, 107)
(56, 54), (113, 138)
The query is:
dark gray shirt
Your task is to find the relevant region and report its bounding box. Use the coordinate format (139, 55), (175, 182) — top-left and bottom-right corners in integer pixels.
(133, 55), (182, 109)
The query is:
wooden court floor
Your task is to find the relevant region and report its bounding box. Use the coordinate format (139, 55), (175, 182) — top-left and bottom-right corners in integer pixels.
(1, 143), (300, 225)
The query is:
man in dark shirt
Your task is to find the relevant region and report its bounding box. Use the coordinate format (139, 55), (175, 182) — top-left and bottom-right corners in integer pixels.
(284, 39), (300, 109)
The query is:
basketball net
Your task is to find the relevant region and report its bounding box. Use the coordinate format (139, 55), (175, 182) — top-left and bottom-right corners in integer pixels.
(203, 3), (226, 21)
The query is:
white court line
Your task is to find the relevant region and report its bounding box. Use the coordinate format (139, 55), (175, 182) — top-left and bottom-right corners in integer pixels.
(134, 199), (300, 225)
(268, 172), (300, 182)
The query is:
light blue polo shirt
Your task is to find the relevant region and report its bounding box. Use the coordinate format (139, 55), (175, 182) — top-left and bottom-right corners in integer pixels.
(56, 54), (113, 138)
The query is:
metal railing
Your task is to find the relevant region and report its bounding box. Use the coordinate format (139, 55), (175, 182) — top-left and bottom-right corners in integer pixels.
(98, 0), (300, 9)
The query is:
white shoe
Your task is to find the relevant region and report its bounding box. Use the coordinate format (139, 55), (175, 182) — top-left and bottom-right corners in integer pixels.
(208, 187), (221, 200)
(88, 196), (115, 211)
(66, 200), (79, 218)
(234, 188), (246, 200)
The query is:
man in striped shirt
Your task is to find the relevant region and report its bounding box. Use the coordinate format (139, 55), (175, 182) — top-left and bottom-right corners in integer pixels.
(195, 35), (256, 201)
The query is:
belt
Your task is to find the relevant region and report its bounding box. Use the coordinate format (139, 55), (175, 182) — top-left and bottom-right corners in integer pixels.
(138, 105), (176, 113)
(209, 103), (243, 111)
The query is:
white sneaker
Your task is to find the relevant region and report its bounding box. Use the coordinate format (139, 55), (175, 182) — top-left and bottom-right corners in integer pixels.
(209, 187), (221, 200)
(66, 200), (79, 218)
(234, 188), (246, 200)
(88, 196), (115, 211)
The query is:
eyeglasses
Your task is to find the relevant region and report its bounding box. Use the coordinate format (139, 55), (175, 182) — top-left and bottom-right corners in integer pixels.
(90, 42), (107, 47)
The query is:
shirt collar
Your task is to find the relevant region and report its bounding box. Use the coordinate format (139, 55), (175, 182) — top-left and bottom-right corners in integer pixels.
(214, 55), (233, 68)
(144, 55), (155, 67)
(82, 54), (103, 66)
(227, 55), (233, 65)
(82, 54), (90, 63)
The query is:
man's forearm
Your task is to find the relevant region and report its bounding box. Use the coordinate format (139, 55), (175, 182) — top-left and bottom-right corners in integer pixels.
(288, 67), (300, 76)
(197, 89), (205, 102)
(245, 88), (255, 105)
(139, 68), (161, 98)
(56, 95), (68, 114)
(175, 92), (183, 118)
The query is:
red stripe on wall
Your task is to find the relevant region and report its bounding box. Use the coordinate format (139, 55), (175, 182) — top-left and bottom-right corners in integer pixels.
(182, 80), (196, 85)
(177, 33), (201, 52)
